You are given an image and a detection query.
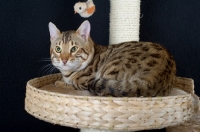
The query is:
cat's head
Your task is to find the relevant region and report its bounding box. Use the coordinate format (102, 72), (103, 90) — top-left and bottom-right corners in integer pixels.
(48, 20), (94, 72)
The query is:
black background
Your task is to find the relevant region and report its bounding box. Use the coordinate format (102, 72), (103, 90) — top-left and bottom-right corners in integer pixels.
(1, 0), (200, 131)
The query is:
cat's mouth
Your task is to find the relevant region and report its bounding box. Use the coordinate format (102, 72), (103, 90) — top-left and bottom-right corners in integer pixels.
(62, 64), (69, 68)
(54, 65), (69, 70)
(59, 66), (70, 71)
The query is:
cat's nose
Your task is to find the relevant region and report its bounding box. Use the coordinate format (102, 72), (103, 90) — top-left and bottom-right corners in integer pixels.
(62, 59), (68, 64)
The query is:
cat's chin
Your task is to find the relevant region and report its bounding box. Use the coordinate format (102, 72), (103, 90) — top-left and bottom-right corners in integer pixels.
(60, 66), (73, 71)
(53, 63), (77, 71)
(59, 65), (80, 71)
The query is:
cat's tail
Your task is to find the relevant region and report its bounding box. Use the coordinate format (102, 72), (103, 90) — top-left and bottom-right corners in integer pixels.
(173, 77), (194, 94)
(88, 78), (160, 97)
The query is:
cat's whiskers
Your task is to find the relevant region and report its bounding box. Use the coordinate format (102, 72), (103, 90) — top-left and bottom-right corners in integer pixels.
(38, 63), (51, 75)
(48, 65), (58, 75)
(38, 63), (58, 76)
(43, 64), (54, 74)
(38, 58), (51, 62)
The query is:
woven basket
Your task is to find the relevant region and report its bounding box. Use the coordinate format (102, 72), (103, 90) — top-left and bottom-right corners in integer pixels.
(25, 73), (196, 131)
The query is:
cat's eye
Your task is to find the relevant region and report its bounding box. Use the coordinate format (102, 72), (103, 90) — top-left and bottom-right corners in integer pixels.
(55, 46), (62, 53)
(70, 46), (78, 53)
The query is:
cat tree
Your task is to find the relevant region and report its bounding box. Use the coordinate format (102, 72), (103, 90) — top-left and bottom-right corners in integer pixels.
(25, 0), (200, 132)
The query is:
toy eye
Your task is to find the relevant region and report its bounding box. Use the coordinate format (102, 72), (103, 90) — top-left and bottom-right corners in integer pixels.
(55, 46), (62, 53)
(70, 46), (78, 53)
(79, 7), (82, 10)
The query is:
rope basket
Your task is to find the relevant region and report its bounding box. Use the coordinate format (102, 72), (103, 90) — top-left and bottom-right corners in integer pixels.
(25, 73), (196, 131)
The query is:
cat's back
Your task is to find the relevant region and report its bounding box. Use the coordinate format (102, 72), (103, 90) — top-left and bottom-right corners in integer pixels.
(93, 41), (176, 97)
(98, 41), (176, 81)
(108, 41), (170, 58)
(106, 41), (175, 67)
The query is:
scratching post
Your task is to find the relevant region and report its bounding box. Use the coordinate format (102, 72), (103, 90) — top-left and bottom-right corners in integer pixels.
(109, 0), (140, 44)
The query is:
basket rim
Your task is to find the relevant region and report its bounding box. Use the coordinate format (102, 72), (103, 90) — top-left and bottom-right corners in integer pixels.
(26, 73), (192, 101)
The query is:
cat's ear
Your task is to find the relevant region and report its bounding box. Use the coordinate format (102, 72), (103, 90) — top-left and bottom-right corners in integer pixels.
(76, 20), (90, 41)
(48, 22), (61, 42)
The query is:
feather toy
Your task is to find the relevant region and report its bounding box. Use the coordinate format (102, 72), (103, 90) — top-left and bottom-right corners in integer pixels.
(74, 0), (95, 18)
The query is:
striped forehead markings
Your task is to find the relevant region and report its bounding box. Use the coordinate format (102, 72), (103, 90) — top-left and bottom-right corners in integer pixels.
(70, 41), (79, 46)
(55, 41), (61, 46)
(62, 31), (75, 44)
(71, 41), (74, 46)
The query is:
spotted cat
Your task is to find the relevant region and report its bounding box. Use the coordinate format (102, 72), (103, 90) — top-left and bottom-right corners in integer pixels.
(48, 20), (176, 97)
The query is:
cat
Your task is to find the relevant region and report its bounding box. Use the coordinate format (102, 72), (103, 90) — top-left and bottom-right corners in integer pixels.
(48, 20), (176, 97)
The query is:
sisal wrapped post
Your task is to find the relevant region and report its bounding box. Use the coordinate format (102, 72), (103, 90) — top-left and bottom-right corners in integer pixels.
(109, 0), (141, 45)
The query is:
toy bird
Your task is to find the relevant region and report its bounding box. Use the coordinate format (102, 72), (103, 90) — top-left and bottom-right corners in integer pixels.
(74, 0), (95, 18)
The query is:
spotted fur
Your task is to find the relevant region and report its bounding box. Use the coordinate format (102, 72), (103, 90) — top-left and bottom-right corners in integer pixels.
(49, 21), (176, 97)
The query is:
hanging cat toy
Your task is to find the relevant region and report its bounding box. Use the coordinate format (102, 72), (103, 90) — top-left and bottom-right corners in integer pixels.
(74, 0), (95, 18)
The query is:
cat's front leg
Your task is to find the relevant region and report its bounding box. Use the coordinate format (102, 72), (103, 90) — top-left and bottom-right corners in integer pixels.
(55, 80), (75, 90)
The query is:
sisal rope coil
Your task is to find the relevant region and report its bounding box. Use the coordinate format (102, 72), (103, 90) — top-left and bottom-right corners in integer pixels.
(25, 73), (196, 132)
(109, 0), (140, 44)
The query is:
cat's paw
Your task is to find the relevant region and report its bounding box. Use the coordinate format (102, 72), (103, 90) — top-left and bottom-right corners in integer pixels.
(55, 81), (74, 90)
(55, 80), (66, 88)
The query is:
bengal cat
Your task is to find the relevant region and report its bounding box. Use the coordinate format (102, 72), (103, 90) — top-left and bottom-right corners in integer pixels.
(48, 20), (176, 97)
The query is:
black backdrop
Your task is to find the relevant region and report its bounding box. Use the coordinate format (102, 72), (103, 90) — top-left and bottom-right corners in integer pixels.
(1, 0), (200, 131)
